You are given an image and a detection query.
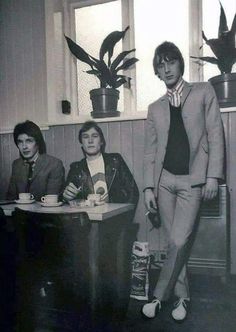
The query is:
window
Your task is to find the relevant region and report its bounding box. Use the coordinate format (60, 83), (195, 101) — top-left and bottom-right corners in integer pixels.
(46, 0), (223, 123)
(75, 1), (123, 115)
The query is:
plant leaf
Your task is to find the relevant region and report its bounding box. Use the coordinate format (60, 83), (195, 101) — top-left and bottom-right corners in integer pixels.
(65, 35), (95, 67)
(230, 13), (236, 34)
(218, 2), (228, 37)
(110, 49), (136, 72)
(115, 78), (128, 89)
(190, 56), (219, 65)
(86, 70), (100, 75)
(114, 75), (131, 88)
(92, 60), (115, 88)
(202, 31), (208, 42)
(116, 58), (139, 72)
(99, 26), (129, 65)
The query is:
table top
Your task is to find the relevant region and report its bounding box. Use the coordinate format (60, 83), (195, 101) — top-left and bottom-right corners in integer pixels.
(1, 201), (134, 221)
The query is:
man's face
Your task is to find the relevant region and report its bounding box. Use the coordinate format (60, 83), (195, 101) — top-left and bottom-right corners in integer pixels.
(81, 127), (102, 157)
(17, 134), (39, 161)
(156, 57), (182, 88)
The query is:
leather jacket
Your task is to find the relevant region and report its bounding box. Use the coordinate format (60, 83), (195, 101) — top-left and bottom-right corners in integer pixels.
(65, 153), (139, 206)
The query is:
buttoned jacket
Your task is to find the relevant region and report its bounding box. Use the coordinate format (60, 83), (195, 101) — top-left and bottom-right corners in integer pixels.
(7, 154), (65, 201)
(65, 153), (139, 206)
(143, 81), (224, 195)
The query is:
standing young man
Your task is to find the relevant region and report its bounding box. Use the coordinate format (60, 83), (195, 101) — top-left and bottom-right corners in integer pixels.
(142, 42), (224, 321)
(7, 120), (65, 201)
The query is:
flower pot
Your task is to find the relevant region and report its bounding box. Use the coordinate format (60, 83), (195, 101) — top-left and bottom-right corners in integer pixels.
(90, 88), (120, 118)
(209, 73), (236, 108)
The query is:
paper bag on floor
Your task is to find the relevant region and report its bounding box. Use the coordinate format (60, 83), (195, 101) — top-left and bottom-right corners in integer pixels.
(130, 241), (150, 300)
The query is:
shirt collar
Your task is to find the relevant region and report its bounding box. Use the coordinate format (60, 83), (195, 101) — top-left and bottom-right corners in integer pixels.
(167, 78), (185, 96)
(24, 152), (39, 165)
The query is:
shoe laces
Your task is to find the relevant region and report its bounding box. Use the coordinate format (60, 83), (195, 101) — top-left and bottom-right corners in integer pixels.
(152, 298), (161, 309)
(174, 298), (188, 308)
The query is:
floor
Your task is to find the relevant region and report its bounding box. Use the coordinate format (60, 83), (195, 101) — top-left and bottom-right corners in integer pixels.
(32, 272), (236, 332)
(125, 272), (236, 332)
(2, 255), (236, 332)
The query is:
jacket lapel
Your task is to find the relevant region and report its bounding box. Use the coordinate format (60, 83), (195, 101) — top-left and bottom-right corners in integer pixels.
(181, 82), (193, 108)
(160, 94), (170, 130)
(31, 154), (45, 181)
(104, 154), (117, 191)
(81, 158), (94, 194)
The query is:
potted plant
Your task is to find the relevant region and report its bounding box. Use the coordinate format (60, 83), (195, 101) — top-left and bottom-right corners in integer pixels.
(65, 26), (138, 118)
(191, 2), (236, 107)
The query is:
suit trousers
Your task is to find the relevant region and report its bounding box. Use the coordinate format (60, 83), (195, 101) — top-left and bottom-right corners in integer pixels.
(153, 169), (202, 301)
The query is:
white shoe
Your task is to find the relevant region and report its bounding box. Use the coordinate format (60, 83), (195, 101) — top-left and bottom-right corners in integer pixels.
(141, 299), (161, 319)
(171, 298), (189, 321)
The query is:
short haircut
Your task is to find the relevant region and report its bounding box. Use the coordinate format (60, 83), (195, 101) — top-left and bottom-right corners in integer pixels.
(78, 121), (106, 153)
(153, 41), (185, 75)
(13, 120), (46, 154)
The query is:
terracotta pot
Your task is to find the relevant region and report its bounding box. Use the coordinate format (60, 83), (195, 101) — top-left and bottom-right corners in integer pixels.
(209, 73), (236, 108)
(89, 88), (120, 118)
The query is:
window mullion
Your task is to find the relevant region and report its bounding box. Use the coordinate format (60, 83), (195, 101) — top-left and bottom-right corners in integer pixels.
(121, 0), (137, 114)
(189, 0), (203, 82)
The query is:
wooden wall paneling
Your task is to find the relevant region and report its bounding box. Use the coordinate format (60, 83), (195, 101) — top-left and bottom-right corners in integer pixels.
(132, 120), (145, 240)
(0, 134), (12, 199)
(98, 123), (109, 152)
(50, 126), (65, 166)
(120, 121), (134, 172)
(64, 124), (78, 175)
(228, 112), (236, 274)
(74, 123), (84, 163)
(43, 128), (55, 157)
(107, 122), (121, 153)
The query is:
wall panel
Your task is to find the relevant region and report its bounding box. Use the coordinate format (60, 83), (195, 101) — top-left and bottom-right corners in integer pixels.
(0, 0), (47, 131)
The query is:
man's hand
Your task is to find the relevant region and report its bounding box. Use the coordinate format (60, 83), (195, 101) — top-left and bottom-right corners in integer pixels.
(144, 188), (157, 213)
(202, 178), (218, 201)
(63, 182), (80, 201)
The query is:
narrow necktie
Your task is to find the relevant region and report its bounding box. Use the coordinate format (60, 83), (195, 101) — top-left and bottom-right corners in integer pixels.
(25, 161), (34, 192)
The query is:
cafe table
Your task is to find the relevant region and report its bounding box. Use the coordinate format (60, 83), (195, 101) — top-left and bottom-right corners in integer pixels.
(1, 201), (136, 330)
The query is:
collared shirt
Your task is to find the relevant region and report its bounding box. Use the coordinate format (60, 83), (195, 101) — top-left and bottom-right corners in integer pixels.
(24, 152), (39, 172)
(167, 78), (185, 107)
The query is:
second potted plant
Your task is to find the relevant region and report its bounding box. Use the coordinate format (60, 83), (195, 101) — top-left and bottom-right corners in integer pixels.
(191, 2), (236, 107)
(65, 26), (138, 118)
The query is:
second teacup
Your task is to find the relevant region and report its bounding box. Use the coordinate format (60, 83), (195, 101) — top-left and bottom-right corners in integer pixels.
(41, 194), (58, 204)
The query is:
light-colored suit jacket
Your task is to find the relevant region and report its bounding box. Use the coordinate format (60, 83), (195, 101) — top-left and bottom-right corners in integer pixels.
(143, 81), (224, 195)
(7, 154), (65, 201)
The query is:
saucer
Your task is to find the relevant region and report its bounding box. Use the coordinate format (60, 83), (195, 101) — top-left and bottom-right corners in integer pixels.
(95, 200), (105, 206)
(40, 201), (63, 207)
(15, 199), (35, 204)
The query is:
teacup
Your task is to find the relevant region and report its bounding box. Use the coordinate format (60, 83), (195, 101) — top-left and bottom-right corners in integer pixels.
(41, 194), (58, 204)
(19, 193), (34, 201)
(87, 194), (101, 203)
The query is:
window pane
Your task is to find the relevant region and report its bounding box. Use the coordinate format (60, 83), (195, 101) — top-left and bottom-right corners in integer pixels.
(134, 0), (189, 111)
(202, 0), (236, 81)
(75, 1), (123, 114)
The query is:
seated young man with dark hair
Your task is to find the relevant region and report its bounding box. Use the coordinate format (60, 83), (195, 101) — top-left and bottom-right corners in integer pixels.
(7, 120), (65, 201)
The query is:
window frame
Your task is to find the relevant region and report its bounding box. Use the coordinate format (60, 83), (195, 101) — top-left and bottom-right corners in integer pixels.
(45, 0), (203, 125)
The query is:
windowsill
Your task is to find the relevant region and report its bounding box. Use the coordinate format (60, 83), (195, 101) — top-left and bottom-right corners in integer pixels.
(47, 111), (148, 127)
(1, 107), (235, 134)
